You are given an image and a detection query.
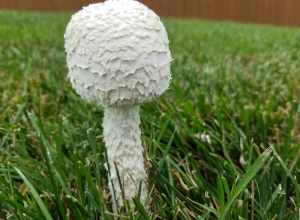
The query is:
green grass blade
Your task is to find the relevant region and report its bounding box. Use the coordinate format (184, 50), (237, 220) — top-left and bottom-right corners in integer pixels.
(219, 148), (272, 219)
(14, 167), (53, 220)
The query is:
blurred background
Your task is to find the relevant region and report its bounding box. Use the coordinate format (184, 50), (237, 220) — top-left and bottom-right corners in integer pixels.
(1, 0), (300, 26)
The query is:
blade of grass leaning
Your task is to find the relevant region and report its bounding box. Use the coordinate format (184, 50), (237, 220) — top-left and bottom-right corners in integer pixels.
(219, 148), (272, 220)
(14, 167), (53, 220)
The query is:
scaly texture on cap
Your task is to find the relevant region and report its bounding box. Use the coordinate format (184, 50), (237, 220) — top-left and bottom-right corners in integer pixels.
(65, 0), (172, 107)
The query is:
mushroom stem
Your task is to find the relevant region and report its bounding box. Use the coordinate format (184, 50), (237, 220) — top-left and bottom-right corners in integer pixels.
(103, 105), (148, 208)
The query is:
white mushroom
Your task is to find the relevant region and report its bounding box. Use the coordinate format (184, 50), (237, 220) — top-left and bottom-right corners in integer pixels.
(64, 0), (172, 208)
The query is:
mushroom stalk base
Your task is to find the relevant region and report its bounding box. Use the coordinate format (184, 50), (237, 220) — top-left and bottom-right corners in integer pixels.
(103, 105), (148, 209)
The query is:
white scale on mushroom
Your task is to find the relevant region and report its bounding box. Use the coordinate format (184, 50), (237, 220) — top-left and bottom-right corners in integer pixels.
(64, 0), (172, 209)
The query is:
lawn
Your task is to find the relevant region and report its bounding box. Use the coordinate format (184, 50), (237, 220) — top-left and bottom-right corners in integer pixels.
(0, 11), (300, 220)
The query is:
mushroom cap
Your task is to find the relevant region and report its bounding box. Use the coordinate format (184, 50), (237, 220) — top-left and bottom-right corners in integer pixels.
(65, 0), (172, 107)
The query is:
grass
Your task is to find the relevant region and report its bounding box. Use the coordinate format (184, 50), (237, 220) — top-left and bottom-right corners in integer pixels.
(0, 11), (300, 220)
